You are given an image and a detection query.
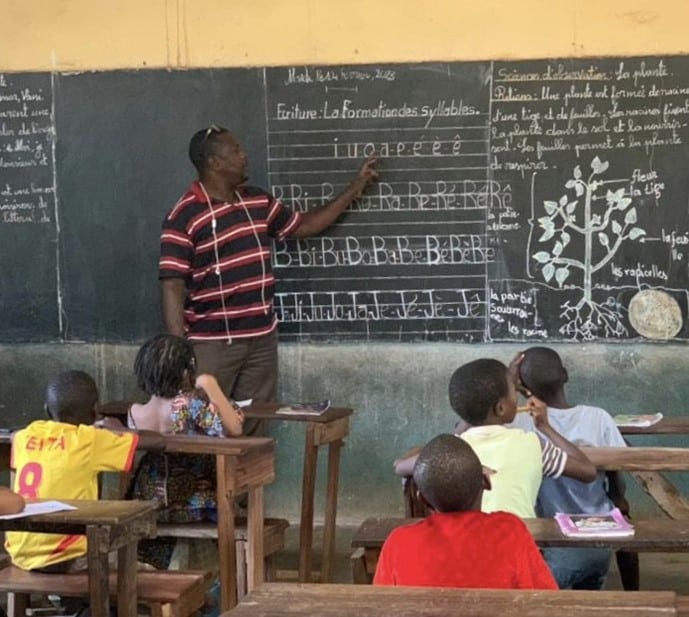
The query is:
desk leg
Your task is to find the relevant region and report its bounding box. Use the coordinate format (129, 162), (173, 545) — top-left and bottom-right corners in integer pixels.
(320, 438), (343, 583)
(246, 486), (265, 592)
(117, 540), (138, 617)
(216, 454), (238, 611)
(86, 526), (110, 617)
(298, 426), (318, 582)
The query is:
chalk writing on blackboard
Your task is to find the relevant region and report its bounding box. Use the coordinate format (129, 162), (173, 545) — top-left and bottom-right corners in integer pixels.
(0, 73), (55, 225)
(0, 71), (59, 341)
(268, 63), (493, 341)
(489, 57), (689, 341)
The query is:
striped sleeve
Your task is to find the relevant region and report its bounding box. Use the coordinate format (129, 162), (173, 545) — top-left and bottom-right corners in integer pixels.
(159, 213), (194, 279)
(540, 439), (567, 478)
(266, 195), (302, 240)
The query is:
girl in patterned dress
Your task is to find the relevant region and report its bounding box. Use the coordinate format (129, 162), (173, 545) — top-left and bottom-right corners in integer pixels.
(125, 334), (244, 567)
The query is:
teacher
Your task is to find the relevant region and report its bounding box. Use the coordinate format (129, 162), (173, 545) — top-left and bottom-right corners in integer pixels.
(159, 126), (377, 432)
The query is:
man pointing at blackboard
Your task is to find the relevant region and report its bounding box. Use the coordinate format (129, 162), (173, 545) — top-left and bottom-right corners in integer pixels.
(159, 126), (377, 431)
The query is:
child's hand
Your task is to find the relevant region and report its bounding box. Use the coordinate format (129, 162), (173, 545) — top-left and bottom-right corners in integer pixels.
(507, 352), (530, 396)
(96, 416), (125, 430)
(526, 396), (550, 430)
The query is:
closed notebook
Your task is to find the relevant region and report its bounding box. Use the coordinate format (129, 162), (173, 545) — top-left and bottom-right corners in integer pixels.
(613, 412), (663, 428)
(554, 508), (634, 538)
(275, 399), (331, 416)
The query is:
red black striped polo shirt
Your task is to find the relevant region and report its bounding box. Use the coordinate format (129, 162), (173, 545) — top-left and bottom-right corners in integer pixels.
(159, 181), (302, 341)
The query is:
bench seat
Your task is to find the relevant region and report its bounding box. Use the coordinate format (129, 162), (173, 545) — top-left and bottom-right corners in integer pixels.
(157, 517), (289, 599)
(0, 567), (210, 617)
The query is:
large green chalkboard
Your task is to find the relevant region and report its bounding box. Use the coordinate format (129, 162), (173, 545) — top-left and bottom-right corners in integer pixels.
(2, 57), (689, 343)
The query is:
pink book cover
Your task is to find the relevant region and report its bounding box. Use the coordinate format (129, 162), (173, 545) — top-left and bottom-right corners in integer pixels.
(554, 508), (635, 537)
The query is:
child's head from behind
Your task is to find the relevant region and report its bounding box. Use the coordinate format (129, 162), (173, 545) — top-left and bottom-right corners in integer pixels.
(448, 358), (516, 426)
(45, 370), (98, 425)
(519, 347), (567, 402)
(135, 334), (196, 398)
(413, 433), (484, 512)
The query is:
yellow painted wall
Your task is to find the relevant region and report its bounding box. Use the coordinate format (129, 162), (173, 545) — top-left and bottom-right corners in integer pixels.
(3, 0), (689, 72)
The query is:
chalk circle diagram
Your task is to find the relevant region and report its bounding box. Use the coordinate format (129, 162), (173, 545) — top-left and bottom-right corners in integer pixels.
(628, 290), (683, 340)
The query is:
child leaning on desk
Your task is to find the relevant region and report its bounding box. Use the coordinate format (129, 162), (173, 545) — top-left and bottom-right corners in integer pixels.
(395, 357), (596, 519)
(112, 334), (244, 569)
(507, 347), (631, 590)
(5, 370), (162, 573)
(375, 433), (557, 589)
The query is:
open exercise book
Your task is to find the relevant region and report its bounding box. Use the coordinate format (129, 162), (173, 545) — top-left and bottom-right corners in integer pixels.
(613, 412), (664, 428)
(554, 508), (634, 538)
(275, 399), (331, 416)
(0, 500), (76, 520)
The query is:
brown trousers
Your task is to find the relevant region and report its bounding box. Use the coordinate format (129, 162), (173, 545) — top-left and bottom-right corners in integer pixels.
(192, 329), (278, 436)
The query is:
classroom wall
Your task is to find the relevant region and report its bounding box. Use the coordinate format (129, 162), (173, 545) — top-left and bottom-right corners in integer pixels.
(2, 0), (689, 521)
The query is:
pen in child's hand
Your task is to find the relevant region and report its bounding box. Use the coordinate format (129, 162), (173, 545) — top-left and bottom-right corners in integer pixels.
(516, 405), (530, 413)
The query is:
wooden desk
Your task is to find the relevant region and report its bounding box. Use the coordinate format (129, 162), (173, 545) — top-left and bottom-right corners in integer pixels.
(0, 432), (276, 612)
(351, 516), (689, 582)
(223, 582), (678, 617)
(163, 434), (275, 610)
(0, 499), (157, 617)
(619, 421), (689, 520)
(619, 417), (689, 435)
(243, 404), (353, 583)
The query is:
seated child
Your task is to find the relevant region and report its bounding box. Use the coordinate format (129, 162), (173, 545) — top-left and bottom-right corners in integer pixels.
(449, 358), (596, 518)
(508, 346), (628, 590)
(374, 433), (557, 589)
(5, 370), (156, 572)
(124, 334), (245, 568)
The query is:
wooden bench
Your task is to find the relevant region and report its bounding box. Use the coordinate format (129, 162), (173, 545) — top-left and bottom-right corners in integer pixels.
(0, 567), (211, 617)
(226, 582), (678, 617)
(351, 516), (689, 584)
(157, 517), (289, 599)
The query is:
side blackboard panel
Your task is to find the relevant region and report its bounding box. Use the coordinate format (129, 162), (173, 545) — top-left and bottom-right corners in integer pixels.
(487, 57), (689, 341)
(0, 72), (59, 342)
(55, 68), (266, 341)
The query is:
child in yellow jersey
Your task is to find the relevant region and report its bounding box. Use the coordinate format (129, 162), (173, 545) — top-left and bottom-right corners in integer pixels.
(6, 370), (153, 572)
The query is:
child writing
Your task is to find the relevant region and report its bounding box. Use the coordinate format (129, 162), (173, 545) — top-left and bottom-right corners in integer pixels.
(375, 433), (557, 589)
(449, 358), (596, 518)
(509, 346), (630, 590)
(5, 370), (160, 572)
(122, 334), (245, 568)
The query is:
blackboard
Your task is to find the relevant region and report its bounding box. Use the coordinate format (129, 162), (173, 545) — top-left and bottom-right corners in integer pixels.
(2, 57), (689, 343)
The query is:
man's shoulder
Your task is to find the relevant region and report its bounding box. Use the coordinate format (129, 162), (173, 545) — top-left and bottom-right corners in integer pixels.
(240, 185), (274, 202)
(164, 187), (206, 223)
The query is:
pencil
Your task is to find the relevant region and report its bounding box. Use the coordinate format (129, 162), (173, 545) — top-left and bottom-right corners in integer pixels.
(517, 405), (530, 412)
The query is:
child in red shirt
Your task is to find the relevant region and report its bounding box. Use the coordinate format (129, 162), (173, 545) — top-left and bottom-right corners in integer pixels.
(374, 433), (557, 589)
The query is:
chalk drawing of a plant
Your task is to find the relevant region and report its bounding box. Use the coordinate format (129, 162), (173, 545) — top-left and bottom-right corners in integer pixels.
(531, 156), (646, 340)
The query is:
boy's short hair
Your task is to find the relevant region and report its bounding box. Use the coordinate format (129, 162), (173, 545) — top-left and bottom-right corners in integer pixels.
(519, 347), (566, 400)
(448, 358), (509, 425)
(45, 370), (98, 425)
(134, 334), (196, 398)
(413, 434), (483, 513)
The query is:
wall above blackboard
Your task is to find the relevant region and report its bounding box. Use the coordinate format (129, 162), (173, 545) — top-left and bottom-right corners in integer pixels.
(2, 56), (689, 343)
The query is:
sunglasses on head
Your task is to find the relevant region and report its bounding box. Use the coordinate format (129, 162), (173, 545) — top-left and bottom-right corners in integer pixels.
(202, 124), (222, 143)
